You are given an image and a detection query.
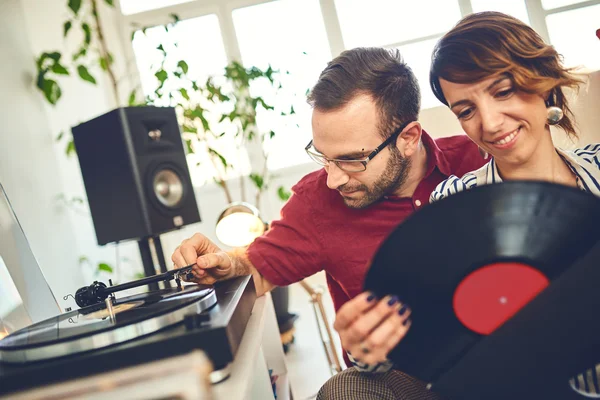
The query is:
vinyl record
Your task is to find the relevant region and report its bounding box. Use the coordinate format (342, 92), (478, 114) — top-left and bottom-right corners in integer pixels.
(0, 284), (216, 363)
(364, 181), (600, 383)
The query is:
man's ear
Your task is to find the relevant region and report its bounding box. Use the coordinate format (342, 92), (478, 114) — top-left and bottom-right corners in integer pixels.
(398, 121), (422, 157)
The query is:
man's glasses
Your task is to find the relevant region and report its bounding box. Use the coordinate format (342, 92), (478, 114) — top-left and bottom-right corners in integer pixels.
(305, 121), (411, 173)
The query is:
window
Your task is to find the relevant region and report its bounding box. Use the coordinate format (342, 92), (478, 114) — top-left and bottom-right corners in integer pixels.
(123, 0), (600, 175)
(396, 39), (440, 109)
(334, 0), (462, 48)
(546, 4), (600, 71)
(131, 14), (251, 186)
(471, 0), (531, 24)
(119, 0), (194, 16)
(232, 0), (331, 170)
(542, 0), (590, 9)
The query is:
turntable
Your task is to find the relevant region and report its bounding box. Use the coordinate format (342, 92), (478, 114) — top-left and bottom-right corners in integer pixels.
(0, 265), (257, 397)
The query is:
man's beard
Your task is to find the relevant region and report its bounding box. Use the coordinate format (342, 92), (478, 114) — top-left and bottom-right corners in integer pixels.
(339, 147), (411, 209)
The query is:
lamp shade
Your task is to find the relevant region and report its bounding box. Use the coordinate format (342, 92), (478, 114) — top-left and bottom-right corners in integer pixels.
(215, 202), (266, 247)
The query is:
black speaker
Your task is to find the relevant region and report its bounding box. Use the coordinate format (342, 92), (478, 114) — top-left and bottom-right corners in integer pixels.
(72, 106), (201, 245)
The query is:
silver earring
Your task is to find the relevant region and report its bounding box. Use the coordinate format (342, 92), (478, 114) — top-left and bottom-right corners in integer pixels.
(546, 106), (564, 125)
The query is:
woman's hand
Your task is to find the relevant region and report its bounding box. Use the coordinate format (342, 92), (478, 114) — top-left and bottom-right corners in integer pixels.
(334, 292), (412, 365)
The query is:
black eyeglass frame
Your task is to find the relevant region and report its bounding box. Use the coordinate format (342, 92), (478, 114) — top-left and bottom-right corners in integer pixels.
(304, 121), (412, 172)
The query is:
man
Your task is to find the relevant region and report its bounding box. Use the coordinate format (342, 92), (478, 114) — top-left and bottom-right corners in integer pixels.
(171, 47), (485, 398)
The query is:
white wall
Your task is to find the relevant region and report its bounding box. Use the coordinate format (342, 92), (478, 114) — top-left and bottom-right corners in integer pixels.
(0, 0), (84, 309)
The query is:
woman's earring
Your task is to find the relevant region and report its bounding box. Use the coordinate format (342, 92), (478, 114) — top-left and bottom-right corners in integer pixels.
(546, 106), (564, 125)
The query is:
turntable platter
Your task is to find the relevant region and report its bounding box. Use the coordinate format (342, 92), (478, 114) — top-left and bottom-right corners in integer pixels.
(0, 284), (216, 363)
(80, 302), (142, 321)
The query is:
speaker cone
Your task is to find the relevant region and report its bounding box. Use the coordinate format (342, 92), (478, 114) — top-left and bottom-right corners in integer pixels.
(152, 169), (183, 208)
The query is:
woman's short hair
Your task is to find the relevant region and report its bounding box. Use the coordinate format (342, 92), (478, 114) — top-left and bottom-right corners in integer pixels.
(430, 11), (582, 137)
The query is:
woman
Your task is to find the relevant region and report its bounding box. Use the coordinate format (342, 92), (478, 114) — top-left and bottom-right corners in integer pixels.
(429, 11), (600, 396)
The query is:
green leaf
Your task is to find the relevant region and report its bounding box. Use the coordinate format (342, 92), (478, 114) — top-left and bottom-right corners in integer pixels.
(170, 13), (180, 22)
(128, 89), (137, 106)
(208, 148), (229, 169)
(134, 272), (145, 279)
(98, 263), (113, 273)
(77, 65), (97, 84)
(68, 0), (82, 15)
(41, 78), (62, 105)
(73, 47), (87, 61)
(104, 0), (114, 5)
(277, 186), (291, 201)
(82, 23), (92, 45)
(78, 255), (89, 264)
(64, 21), (72, 37)
(177, 60), (189, 74)
(51, 63), (69, 75)
(183, 124), (197, 133)
(56, 131), (64, 141)
(66, 140), (76, 156)
(269, 130), (276, 139)
(155, 69), (168, 83)
(37, 52), (61, 69)
(99, 55), (113, 71)
(185, 139), (193, 154)
(290, 105), (296, 114)
(157, 44), (165, 52)
(179, 88), (190, 100)
(249, 174), (265, 190)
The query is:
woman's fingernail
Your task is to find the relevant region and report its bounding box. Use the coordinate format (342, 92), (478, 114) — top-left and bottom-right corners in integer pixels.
(403, 318), (411, 326)
(388, 296), (399, 306)
(399, 305), (408, 315)
(366, 293), (376, 302)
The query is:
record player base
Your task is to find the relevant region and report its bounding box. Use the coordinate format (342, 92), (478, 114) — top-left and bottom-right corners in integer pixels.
(0, 292), (290, 400)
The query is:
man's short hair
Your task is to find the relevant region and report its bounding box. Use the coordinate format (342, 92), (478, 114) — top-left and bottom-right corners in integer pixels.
(307, 47), (421, 138)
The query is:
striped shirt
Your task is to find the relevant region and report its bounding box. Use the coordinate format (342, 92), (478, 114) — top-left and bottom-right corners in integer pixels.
(430, 144), (600, 201)
(430, 143), (600, 397)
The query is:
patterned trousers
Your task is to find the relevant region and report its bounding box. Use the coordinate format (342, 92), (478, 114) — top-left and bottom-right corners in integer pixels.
(317, 368), (445, 400)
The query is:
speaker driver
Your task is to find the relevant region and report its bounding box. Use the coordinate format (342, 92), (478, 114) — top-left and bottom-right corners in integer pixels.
(153, 169), (183, 208)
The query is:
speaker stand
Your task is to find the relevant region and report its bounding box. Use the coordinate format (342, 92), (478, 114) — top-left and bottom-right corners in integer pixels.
(138, 236), (171, 291)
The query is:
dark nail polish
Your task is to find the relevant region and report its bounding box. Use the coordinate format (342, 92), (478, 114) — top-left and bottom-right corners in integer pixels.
(366, 293), (376, 302)
(388, 296), (399, 306)
(399, 305), (408, 315)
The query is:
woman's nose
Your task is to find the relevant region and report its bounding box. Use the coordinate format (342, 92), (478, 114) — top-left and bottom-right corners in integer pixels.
(479, 103), (504, 135)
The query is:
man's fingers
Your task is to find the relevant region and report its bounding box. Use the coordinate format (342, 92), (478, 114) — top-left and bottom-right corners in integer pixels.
(171, 247), (188, 269)
(189, 233), (221, 255)
(180, 240), (201, 266)
(195, 252), (232, 276)
(334, 292), (378, 331)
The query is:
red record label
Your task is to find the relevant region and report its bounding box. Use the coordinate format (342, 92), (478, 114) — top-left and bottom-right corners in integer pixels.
(453, 263), (549, 335)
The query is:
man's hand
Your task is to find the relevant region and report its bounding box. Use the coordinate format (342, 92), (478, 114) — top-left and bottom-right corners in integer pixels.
(334, 292), (412, 365)
(171, 233), (233, 285)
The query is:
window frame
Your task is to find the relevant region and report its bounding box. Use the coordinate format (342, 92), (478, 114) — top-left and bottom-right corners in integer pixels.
(115, 0), (600, 176)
